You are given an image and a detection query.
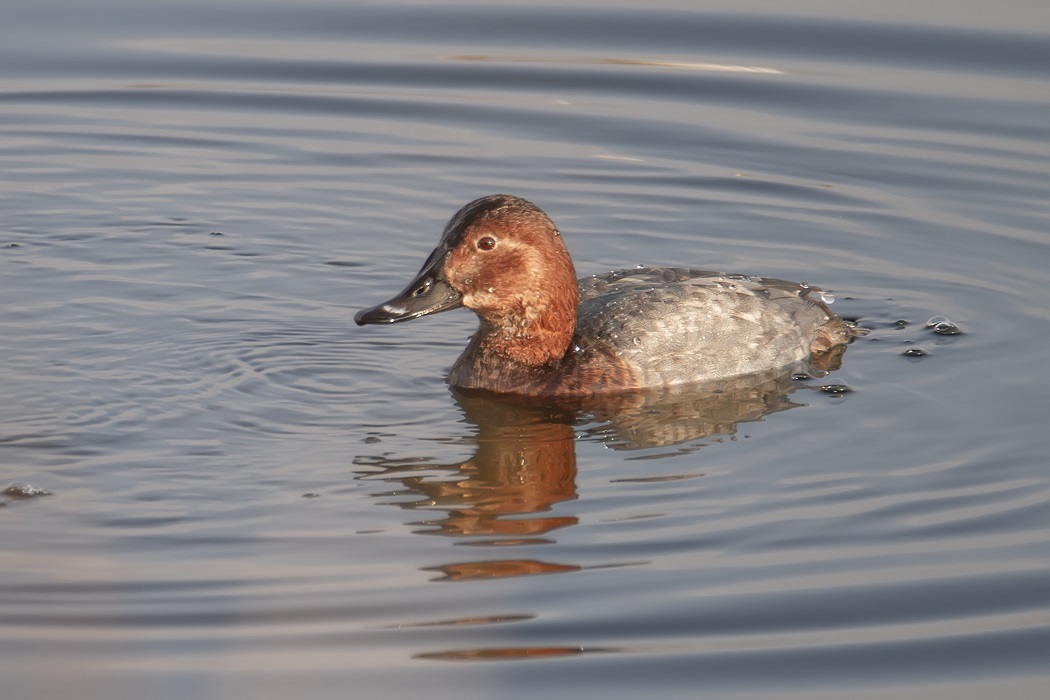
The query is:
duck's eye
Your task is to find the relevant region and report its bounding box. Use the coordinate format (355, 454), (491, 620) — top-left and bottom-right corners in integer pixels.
(476, 236), (497, 251)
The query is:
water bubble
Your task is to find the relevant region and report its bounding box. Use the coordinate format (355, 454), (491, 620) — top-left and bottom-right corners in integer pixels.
(633, 337), (641, 346)
(819, 292), (835, 304)
(817, 379), (852, 395)
(926, 316), (962, 335)
(902, 347), (928, 357)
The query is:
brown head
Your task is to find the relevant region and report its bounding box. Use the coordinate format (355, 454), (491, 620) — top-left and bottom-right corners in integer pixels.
(355, 195), (580, 367)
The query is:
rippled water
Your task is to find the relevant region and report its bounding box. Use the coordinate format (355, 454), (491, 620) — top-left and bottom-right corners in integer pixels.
(2, 1), (1048, 698)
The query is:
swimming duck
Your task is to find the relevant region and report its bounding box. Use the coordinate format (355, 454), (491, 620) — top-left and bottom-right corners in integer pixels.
(355, 194), (860, 397)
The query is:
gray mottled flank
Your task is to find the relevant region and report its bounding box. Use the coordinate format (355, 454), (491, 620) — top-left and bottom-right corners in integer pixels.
(575, 268), (834, 386)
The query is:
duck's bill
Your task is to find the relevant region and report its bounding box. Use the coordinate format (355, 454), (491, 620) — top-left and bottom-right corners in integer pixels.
(355, 255), (463, 325)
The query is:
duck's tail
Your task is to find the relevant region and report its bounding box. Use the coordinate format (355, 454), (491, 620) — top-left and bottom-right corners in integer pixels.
(809, 318), (868, 372)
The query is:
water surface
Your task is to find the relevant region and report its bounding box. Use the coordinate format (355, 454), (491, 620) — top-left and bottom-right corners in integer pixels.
(1, 1), (1048, 698)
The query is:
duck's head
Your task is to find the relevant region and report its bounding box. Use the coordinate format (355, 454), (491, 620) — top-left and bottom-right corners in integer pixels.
(356, 194), (579, 365)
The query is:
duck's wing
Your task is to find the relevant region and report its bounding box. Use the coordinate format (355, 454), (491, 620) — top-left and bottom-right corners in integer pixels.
(573, 268), (841, 385)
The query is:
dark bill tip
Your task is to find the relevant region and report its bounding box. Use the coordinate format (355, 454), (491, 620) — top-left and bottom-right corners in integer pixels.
(354, 304), (403, 325)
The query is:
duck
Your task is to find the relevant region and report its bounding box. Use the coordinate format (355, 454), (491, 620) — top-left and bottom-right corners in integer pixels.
(355, 194), (861, 398)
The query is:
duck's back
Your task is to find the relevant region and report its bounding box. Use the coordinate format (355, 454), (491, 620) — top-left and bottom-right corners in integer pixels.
(573, 267), (847, 387)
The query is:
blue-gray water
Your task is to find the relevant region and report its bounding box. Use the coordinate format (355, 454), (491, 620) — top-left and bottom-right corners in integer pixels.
(1, 1), (1048, 698)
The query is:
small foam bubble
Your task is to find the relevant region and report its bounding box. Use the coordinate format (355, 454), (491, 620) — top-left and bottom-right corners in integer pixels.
(926, 316), (962, 335)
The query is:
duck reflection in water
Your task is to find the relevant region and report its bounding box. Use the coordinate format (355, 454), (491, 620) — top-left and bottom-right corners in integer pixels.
(355, 362), (837, 582)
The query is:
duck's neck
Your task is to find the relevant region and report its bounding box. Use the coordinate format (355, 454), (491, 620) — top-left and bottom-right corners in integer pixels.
(448, 323), (577, 395)
(450, 262), (580, 393)
(477, 283), (578, 367)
